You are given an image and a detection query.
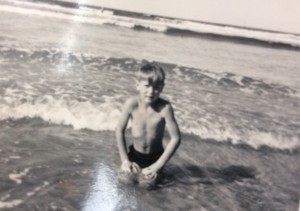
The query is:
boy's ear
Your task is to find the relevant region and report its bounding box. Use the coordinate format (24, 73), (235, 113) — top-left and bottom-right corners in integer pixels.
(135, 80), (140, 90)
(160, 86), (164, 92)
(158, 83), (164, 92)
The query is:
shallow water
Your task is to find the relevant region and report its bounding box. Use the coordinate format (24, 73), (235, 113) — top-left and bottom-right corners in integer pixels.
(0, 118), (299, 210)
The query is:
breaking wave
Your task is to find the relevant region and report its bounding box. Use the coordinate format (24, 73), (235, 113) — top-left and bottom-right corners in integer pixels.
(1, 0), (300, 49)
(1, 46), (300, 151)
(0, 46), (298, 98)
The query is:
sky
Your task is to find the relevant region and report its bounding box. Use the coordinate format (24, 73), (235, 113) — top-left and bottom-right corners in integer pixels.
(72, 0), (300, 34)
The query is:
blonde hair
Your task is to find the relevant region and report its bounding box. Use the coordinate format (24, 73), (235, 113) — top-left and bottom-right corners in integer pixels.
(137, 62), (165, 85)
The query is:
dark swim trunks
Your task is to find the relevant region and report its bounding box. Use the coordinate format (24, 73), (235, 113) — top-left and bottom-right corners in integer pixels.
(128, 145), (164, 169)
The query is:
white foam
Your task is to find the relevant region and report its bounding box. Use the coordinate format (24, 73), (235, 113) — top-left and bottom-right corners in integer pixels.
(50, 204), (69, 211)
(240, 87), (256, 95)
(246, 131), (300, 150)
(9, 156), (21, 159)
(8, 168), (30, 184)
(181, 121), (300, 150)
(1, 90), (299, 150)
(228, 75), (245, 86)
(172, 67), (183, 76)
(0, 94), (122, 131)
(177, 20), (300, 47)
(26, 181), (49, 197)
(8, 174), (22, 184)
(73, 155), (83, 164)
(0, 194), (10, 201)
(0, 200), (23, 209)
(202, 71), (223, 81)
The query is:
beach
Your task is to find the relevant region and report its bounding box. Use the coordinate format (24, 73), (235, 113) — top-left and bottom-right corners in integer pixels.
(0, 0), (299, 210)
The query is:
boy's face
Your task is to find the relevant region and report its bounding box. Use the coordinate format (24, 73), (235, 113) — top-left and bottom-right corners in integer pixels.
(136, 79), (164, 105)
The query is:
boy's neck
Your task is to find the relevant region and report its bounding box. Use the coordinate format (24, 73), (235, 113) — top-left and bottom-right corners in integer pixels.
(139, 99), (151, 108)
(138, 97), (156, 109)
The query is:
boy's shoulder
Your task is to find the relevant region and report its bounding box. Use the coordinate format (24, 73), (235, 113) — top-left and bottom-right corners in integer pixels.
(155, 97), (170, 106)
(124, 96), (139, 110)
(153, 97), (172, 113)
(123, 96), (173, 113)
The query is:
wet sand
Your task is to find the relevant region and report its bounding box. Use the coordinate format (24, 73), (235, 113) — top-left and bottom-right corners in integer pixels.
(0, 118), (299, 211)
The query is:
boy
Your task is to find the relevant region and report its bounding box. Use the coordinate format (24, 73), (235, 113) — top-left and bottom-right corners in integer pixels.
(116, 62), (181, 187)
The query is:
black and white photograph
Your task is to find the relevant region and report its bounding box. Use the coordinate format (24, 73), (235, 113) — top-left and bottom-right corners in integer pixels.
(0, 0), (299, 210)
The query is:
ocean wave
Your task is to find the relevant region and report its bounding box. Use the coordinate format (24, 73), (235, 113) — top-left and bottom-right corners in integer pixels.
(169, 66), (300, 98)
(1, 0), (300, 49)
(165, 28), (300, 50)
(1, 93), (299, 151)
(0, 1), (167, 32)
(1, 95), (299, 153)
(1, 46), (299, 99)
(0, 93), (122, 131)
(1, 46), (299, 151)
(181, 122), (300, 151)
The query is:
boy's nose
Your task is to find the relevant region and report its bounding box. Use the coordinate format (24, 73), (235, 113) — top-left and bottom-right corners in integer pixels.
(147, 86), (154, 94)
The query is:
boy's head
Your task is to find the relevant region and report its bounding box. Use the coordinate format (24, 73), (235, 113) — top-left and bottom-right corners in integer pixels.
(137, 63), (165, 86)
(136, 62), (165, 104)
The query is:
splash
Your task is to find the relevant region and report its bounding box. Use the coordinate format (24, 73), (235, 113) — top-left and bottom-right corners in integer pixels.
(1, 94), (122, 131)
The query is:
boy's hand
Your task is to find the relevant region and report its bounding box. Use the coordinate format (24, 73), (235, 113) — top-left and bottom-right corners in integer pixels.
(141, 166), (159, 180)
(121, 160), (141, 174)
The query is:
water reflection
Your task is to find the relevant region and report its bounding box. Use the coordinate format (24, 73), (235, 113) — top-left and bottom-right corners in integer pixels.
(82, 163), (140, 211)
(82, 163), (120, 211)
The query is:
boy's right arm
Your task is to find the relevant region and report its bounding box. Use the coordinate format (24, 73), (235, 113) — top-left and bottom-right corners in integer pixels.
(116, 98), (140, 173)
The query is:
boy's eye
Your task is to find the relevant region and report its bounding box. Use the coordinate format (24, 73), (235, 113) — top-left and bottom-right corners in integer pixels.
(155, 85), (162, 89)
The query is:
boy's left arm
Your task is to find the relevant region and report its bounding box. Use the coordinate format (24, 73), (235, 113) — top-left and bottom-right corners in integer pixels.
(142, 104), (181, 177)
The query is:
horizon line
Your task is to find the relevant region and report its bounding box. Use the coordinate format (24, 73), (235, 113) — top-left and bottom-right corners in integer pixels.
(24, 0), (300, 36)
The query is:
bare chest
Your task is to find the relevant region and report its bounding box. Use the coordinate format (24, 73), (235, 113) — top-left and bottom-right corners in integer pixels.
(131, 108), (165, 137)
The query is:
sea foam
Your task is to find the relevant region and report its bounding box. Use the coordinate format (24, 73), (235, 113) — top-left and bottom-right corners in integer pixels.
(1, 94), (122, 131)
(0, 200), (23, 209)
(1, 46), (299, 151)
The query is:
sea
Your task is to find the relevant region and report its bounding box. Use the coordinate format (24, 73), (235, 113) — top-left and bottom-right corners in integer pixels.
(0, 0), (299, 210)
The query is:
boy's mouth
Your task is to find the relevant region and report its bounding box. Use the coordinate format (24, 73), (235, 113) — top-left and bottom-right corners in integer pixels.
(144, 96), (154, 102)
